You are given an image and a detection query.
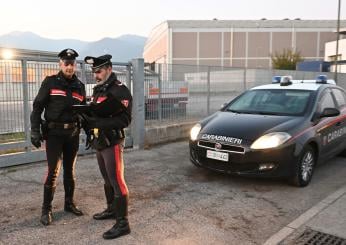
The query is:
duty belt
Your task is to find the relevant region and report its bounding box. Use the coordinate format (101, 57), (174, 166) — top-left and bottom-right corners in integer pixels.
(90, 129), (124, 139)
(48, 122), (78, 129)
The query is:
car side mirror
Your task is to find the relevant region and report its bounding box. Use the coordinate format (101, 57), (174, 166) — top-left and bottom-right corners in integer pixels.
(320, 108), (340, 118)
(311, 108), (340, 124)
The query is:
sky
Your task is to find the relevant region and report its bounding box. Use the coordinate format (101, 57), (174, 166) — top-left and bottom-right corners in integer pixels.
(0, 0), (345, 41)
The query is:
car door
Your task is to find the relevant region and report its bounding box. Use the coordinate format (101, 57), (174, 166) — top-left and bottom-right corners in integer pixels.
(315, 88), (340, 158)
(331, 88), (346, 151)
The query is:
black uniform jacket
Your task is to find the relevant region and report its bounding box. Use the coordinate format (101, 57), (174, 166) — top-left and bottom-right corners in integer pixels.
(88, 72), (132, 149)
(30, 71), (86, 135)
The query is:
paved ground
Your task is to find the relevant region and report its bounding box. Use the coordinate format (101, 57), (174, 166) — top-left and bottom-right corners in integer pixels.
(1, 141), (346, 244)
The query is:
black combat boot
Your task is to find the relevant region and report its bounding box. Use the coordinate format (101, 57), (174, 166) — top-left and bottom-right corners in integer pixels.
(64, 179), (83, 216)
(93, 185), (116, 220)
(103, 195), (131, 240)
(40, 185), (55, 226)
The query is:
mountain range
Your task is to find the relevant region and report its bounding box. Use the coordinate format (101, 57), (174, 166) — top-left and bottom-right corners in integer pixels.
(0, 31), (147, 62)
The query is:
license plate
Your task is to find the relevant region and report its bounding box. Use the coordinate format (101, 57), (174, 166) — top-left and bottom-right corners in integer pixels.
(206, 150), (229, 162)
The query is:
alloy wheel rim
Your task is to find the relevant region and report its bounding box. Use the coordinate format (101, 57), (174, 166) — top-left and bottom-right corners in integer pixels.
(301, 151), (314, 181)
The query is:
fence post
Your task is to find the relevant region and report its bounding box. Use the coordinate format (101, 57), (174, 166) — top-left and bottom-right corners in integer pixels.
(21, 59), (31, 152)
(207, 66), (211, 115)
(131, 58), (145, 149)
(80, 62), (86, 85)
(125, 63), (133, 147)
(126, 63), (132, 94)
(158, 64), (162, 122)
(243, 67), (247, 90)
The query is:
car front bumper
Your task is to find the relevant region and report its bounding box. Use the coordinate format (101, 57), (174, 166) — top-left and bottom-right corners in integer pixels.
(189, 140), (300, 178)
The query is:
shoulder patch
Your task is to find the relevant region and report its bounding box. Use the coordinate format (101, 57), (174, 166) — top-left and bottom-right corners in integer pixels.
(121, 100), (129, 108)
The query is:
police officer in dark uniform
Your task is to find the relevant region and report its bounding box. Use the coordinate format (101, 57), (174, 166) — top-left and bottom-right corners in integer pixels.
(82, 54), (132, 239)
(30, 48), (85, 226)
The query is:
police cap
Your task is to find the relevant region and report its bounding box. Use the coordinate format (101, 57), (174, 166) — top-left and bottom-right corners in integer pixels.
(84, 54), (112, 71)
(58, 48), (79, 60)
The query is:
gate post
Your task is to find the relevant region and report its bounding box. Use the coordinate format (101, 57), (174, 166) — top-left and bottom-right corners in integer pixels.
(207, 66), (211, 115)
(21, 59), (31, 152)
(158, 64), (162, 122)
(131, 58), (145, 149)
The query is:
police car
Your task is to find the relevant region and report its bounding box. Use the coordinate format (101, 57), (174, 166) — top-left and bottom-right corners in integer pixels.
(189, 75), (346, 187)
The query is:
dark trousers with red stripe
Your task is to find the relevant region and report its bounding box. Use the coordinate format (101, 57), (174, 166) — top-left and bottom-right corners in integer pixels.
(45, 134), (79, 188)
(42, 134), (79, 211)
(96, 139), (129, 218)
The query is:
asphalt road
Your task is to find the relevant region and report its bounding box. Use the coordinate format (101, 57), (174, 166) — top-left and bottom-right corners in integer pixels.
(1, 141), (346, 244)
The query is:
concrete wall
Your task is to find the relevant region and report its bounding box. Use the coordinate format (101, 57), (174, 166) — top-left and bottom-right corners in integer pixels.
(143, 22), (169, 64)
(325, 39), (346, 73)
(144, 122), (196, 146)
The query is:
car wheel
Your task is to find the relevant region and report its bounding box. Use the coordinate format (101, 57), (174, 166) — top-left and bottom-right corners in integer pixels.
(190, 151), (202, 168)
(290, 145), (315, 187)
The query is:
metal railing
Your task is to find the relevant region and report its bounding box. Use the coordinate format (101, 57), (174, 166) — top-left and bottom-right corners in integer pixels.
(0, 57), (134, 167)
(143, 63), (346, 127)
(1, 56), (346, 167)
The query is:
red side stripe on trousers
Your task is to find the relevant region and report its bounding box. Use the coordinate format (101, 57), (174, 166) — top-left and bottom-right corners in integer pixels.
(114, 145), (128, 195)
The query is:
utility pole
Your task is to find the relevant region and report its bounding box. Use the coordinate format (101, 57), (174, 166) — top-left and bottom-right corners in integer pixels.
(334, 0), (341, 83)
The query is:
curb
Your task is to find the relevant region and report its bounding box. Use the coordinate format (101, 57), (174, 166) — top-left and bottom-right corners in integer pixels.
(263, 186), (346, 245)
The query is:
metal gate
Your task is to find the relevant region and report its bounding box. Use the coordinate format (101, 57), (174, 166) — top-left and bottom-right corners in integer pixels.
(0, 56), (134, 167)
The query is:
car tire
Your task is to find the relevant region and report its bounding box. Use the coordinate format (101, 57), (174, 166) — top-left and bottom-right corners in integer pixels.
(191, 161), (202, 168)
(290, 145), (316, 187)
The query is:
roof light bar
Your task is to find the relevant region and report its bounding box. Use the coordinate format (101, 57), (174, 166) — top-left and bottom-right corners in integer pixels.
(272, 76), (281, 84)
(316, 75), (328, 84)
(280, 76), (293, 86)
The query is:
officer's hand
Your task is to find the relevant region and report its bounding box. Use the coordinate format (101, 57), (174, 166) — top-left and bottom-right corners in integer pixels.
(77, 114), (86, 128)
(31, 130), (43, 148)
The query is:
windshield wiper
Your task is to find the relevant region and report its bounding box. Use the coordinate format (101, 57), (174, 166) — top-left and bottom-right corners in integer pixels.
(226, 109), (257, 114)
(226, 109), (242, 113)
(257, 111), (281, 115)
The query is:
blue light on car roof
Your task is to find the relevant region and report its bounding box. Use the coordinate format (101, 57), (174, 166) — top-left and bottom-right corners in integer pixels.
(272, 76), (281, 83)
(316, 75), (328, 84)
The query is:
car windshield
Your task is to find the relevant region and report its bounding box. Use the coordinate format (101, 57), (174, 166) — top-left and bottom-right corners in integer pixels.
(225, 89), (313, 116)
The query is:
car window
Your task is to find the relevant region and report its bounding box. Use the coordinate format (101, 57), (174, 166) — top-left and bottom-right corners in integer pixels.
(226, 89), (312, 116)
(317, 91), (336, 113)
(332, 89), (346, 108)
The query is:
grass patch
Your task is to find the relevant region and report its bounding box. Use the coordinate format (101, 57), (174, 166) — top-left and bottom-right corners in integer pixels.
(0, 132), (25, 144)
(0, 148), (25, 155)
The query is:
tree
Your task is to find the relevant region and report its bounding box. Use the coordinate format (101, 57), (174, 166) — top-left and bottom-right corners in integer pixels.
(271, 49), (303, 70)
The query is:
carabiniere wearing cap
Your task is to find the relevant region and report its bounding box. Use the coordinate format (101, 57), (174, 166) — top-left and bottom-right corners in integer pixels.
(80, 54), (133, 240)
(30, 48), (86, 226)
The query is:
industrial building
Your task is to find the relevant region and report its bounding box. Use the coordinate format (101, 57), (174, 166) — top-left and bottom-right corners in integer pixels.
(144, 19), (346, 68)
(325, 28), (346, 73)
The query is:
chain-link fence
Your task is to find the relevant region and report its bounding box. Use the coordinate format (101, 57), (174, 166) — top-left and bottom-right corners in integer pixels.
(1, 56), (346, 166)
(0, 57), (133, 164)
(144, 63), (346, 127)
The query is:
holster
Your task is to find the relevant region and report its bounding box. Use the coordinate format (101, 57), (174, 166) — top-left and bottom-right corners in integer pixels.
(89, 129), (125, 150)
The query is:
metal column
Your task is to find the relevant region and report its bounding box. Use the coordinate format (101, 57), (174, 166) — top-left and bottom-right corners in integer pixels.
(131, 58), (145, 149)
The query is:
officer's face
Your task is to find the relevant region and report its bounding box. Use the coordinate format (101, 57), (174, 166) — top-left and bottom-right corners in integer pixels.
(59, 59), (76, 79)
(93, 66), (112, 83)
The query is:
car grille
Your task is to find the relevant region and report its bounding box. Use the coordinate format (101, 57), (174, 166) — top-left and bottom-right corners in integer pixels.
(199, 156), (259, 173)
(198, 140), (245, 154)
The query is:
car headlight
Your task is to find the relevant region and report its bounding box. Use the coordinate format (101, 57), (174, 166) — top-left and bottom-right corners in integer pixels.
(190, 123), (202, 141)
(250, 132), (291, 150)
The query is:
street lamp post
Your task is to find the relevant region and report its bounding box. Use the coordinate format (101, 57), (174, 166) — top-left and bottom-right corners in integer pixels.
(334, 0), (341, 83)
